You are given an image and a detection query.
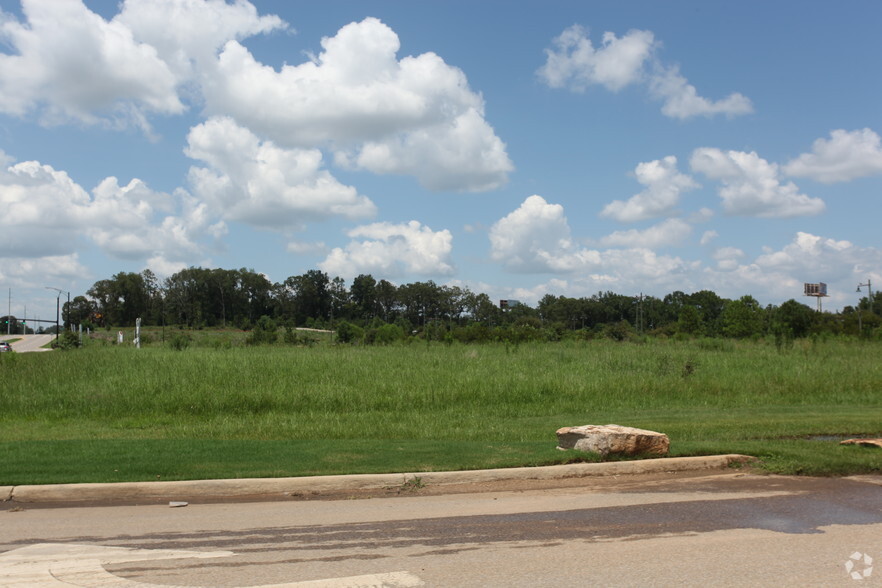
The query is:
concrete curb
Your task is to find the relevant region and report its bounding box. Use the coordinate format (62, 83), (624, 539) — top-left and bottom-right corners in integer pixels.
(5, 455), (754, 505)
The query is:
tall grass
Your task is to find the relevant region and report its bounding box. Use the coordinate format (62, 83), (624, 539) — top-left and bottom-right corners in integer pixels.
(1, 338), (880, 481)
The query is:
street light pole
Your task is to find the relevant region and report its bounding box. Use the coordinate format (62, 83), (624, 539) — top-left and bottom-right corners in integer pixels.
(45, 286), (64, 343)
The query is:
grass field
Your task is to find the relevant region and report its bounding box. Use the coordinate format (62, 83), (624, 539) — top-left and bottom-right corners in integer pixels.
(1, 336), (880, 484)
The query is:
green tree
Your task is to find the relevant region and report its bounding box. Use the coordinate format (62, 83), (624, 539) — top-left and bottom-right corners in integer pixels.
(86, 272), (149, 326)
(677, 305), (703, 335)
(720, 295), (765, 338)
(283, 270), (331, 326)
(772, 299), (816, 338)
(64, 296), (97, 328)
(246, 315), (278, 345)
(350, 274), (378, 321)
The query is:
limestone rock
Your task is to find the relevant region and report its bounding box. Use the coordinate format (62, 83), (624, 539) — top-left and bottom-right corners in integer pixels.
(556, 424), (670, 457)
(840, 438), (882, 449)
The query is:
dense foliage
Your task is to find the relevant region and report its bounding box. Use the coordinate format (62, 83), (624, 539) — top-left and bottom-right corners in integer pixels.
(65, 267), (882, 342)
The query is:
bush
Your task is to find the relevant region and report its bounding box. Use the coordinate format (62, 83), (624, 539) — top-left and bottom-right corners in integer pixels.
(51, 331), (80, 350)
(168, 332), (191, 351)
(246, 315), (278, 345)
(283, 326), (318, 346)
(452, 324), (492, 344)
(335, 321), (363, 344)
(602, 320), (634, 342)
(372, 323), (404, 345)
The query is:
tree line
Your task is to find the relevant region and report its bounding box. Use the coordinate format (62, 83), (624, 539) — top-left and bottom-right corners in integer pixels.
(59, 267), (881, 342)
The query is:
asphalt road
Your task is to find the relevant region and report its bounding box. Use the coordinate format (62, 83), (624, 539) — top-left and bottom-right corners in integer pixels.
(2, 471), (880, 587)
(0, 334), (55, 352)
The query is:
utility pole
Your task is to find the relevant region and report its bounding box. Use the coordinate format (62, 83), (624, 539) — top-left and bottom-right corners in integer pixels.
(46, 286), (67, 342)
(856, 279), (873, 336)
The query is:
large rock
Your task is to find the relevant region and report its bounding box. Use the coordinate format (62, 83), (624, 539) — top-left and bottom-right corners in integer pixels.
(840, 438), (882, 449)
(556, 424), (670, 457)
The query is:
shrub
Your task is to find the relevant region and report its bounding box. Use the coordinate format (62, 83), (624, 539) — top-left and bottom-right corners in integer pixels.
(51, 331), (80, 350)
(602, 320), (634, 342)
(335, 321), (363, 344)
(246, 315), (278, 345)
(168, 332), (191, 351)
(373, 323), (404, 345)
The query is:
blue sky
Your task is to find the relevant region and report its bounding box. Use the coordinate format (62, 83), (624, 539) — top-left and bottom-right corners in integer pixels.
(1, 0), (881, 324)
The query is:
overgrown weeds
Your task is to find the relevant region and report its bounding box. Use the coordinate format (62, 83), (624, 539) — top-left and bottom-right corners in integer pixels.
(0, 338), (879, 482)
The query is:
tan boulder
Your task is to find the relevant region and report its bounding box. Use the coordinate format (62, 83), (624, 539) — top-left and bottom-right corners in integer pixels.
(840, 438), (882, 449)
(556, 424), (670, 457)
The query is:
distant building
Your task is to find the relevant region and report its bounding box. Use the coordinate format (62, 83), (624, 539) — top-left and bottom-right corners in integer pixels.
(499, 299), (522, 310)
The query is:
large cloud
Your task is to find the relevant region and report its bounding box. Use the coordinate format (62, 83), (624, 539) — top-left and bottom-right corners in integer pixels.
(0, 0), (183, 129)
(690, 148), (825, 217)
(0, 150), (217, 266)
(490, 195), (598, 273)
(115, 0), (286, 79)
(2, 5), (510, 191)
(0, 254), (88, 289)
(0, 0), (287, 131)
(185, 116), (376, 229)
(784, 128), (882, 183)
(490, 195), (696, 289)
(538, 25), (752, 120)
(205, 17), (512, 191)
(601, 156), (698, 222)
(319, 220), (454, 279)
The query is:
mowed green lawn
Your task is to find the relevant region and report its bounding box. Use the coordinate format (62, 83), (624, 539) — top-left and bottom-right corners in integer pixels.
(1, 337), (880, 484)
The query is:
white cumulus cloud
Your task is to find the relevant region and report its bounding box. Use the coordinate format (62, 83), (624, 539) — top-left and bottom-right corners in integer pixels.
(712, 246), (745, 271)
(537, 25), (655, 92)
(116, 0), (286, 80)
(185, 116), (376, 229)
(1, 5), (511, 191)
(319, 220), (454, 279)
(490, 195), (600, 273)
(0, 0), (183, 129)
(601, 156), (698, 222)
(783, 128), (882, 183)
(649, 65), (753, 120)
(700, 231), (882, 306)
(205, 17), (512, 191)
(0, 254), (87, 288)
(0, 150), (217, 266)
(538, 25), (752, 120)
(690, 148), (825, 217)
(599, 218), (692, 248)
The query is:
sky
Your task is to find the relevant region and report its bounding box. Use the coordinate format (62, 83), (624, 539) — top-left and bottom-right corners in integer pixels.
(1, 0), (881, 325)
